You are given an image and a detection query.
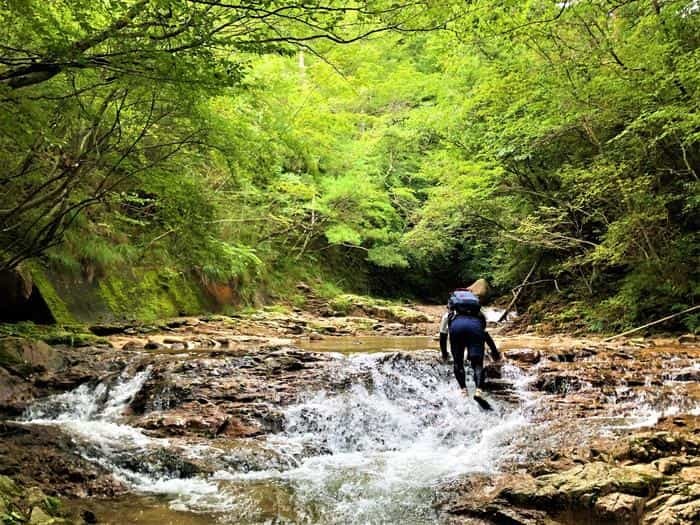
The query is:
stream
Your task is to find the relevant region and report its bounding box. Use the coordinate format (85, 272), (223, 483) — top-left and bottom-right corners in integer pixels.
(17, 335), (700, 524)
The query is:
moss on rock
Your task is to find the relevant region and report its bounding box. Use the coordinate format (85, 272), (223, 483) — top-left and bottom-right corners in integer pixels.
(25, 265), (74, 326)
(503, 462), (663, 510)
(98, 269), (211, 322)
(0, 475), (20, 499)
(0, 324), (105, 349)
(329, 294), (429, 323)
(0, 476), (75, 525)
(0, 337), (62, 374)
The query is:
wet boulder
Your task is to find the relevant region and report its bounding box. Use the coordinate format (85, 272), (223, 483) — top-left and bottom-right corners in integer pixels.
(136, 402), (263, 438)
(613, 431), (700, 463)
(504, 348), (541, 364)
(0, 337), (66, 415)
(440, 473), (551, 525)
(113, 448), (210, 479)
(0, 422), (126, 498)
(535, 373), (585, 395)
(671, 367), (700, 382)
(484, 362), (503, 378)
(0, 367), (35, 415)
(483, 378), (513, 393)
(88, 323), (131, 336)
(144, 340), (166, 350)
(643, 466), (700, 524)
(264, 355), (304, 372)
(466, 278), (490, 303)
(136, 402), (228, 435)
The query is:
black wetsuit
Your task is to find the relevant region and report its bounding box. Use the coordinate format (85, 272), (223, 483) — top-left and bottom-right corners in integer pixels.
(448, 312), (500, 390)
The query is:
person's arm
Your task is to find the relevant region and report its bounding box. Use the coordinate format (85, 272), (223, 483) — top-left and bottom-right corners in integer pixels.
(485, 331), (501, 360)
(439, 332), (448, 356)
(439, 312), (449, 359)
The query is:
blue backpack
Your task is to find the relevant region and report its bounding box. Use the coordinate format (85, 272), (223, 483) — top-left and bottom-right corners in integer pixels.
(448, 290), (481, 316)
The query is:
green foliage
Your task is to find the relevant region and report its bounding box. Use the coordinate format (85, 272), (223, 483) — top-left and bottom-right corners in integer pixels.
(1, 1), (698, 330)
(398, 0), (700, 326)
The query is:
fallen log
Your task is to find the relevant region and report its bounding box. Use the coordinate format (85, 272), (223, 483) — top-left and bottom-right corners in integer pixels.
(602, 305), (700, 342)
(498, 259), (539, 323)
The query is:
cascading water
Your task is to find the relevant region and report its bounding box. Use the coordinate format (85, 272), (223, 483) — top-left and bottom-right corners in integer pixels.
(26, 367), (152, 422)
(24, 367), (157, 451)
(21, 351), (530, 524)
(215, 354), (528, 524)
(22, 344), (697, 525)
(16, 330), (700, 525)
(22, 366), (223, 499)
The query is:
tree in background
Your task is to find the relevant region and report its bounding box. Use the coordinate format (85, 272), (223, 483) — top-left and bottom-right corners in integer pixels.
(0, 0), (446, 272)
(1, 0), (697, 330)
(406, 0), (699, 327)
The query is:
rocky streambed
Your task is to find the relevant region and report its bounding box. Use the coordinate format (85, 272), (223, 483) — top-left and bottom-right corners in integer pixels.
(0, 308), (698, 524)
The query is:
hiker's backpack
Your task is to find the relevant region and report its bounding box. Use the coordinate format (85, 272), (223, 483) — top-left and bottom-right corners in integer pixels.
(448, 290), (481, 316)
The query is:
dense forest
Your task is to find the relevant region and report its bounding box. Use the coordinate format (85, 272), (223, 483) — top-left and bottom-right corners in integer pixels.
(1, 0), (698, 332)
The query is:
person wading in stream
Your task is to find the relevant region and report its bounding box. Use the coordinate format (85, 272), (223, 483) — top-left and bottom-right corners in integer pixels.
(443, 289), (501, 400)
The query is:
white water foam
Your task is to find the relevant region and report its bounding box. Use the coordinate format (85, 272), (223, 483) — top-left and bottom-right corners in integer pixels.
(26, 367), (152, 422)
(18, 352), (552, 523)
(24, 347), (697, 524)
(22, 367), (224, 499)
(202, 353), (528, 523)
(24, 367), (161, 449)
(21, 329), (700, 525)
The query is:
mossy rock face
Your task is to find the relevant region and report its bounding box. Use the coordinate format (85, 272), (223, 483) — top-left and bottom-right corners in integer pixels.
(97, 269), (212, 322)
(26, 265), (74, 325)
(0, 477), (75, 524)
(0, 323), (105, 348)
(29, 506), (53, 524)
(27, 262), (215, 324)
(329, 294), (429, 323)
(0, 340), (22, 369)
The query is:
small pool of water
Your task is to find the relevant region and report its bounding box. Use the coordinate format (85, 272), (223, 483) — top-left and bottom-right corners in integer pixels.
(67, 496), (215, 525)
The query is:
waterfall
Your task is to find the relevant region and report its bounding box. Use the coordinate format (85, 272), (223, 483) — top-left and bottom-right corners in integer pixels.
(22, 352), (529, 524)
(26, 367), (152, 422)
(209, 354), (528, 523)
(21, 366), (220, 496)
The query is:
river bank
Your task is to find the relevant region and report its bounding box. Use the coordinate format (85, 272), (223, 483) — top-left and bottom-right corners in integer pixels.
(0, 302), (699, 524)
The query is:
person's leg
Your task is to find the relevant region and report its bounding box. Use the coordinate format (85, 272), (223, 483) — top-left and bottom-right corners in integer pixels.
(469, 355), (485, 390)
(449, 333), (467, 389)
